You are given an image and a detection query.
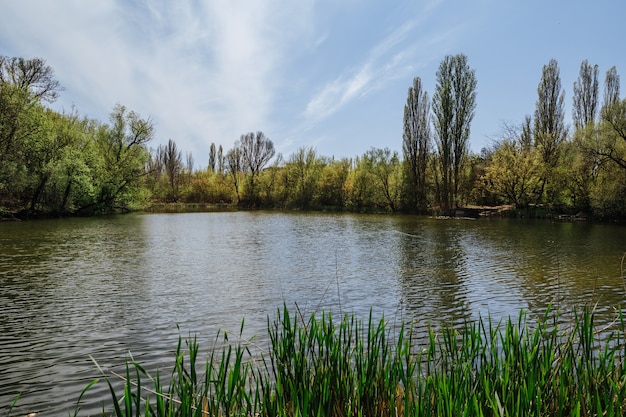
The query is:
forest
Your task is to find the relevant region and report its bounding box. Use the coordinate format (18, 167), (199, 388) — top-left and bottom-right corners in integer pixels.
(1, 54), (625, 220)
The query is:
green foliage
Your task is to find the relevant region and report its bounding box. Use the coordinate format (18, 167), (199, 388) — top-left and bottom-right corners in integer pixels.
(402, 76), (431, 212)
(4, 54), (626, 219)
(284, 146), (325, 208)
(432, 54), (477, 212)
(484, 139), (544, 208)
(70, 305), (626, 417)
(0, 57), (153, 217)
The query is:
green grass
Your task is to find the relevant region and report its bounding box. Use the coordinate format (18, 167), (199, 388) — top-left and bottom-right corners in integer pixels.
(12, 305), (626, 416)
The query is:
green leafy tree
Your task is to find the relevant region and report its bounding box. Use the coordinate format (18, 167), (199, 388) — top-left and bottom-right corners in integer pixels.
(257, 153), (284, 207)
(162, 138), (183, 201)
(402, 77), (431, 212)
(534, 59), (567, 205)
(569, 60), (600, 212)
(285, 146), (324, 208)
(572, 60), (599, 130)
(366, 147), (401, 212)
(574, 66), (626, 217)
(597, 68), (626, 169)
(319, 158), (351, 208)
(351, 154), (376, 211)
(0, 56), (62, 210)
(35, 110), (94, 214)
(484, 138), (543, 208)
(87, 104), (153, 213)
(208, 142), (217, 173)
(432, 54), (477, 211)
(217, 145), (224, 175)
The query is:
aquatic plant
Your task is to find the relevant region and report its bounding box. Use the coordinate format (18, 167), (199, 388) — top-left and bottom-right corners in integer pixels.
(67, 305), (626, 416)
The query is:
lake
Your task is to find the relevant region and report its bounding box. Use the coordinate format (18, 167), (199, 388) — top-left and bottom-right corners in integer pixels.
(1, 211), (624, 414)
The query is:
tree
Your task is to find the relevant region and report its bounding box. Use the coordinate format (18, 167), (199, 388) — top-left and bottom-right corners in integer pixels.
(402, 76), (430, 212)
(217, 145), (224, 175)
(162, 139), (183, 200)
(570, 61), (600, 212)
(240, 131), (275, 206)
(483, 137), (543, 208)
(208, 142), (217, 173)
(225, 144), (243, 204)
(369, 147), (401, 212)
(319, 158), (351, 208)
(534, 59), (567, 168)
(351, 154), (376, 210)
(533, 59), (567, 205)
(432, 54), (477, 211)
(285, 146), (324, 208)
(42, 112), (96, 213)
(602, 66), (620, 114)
(0, 56), (63, 198)
(520, 115), (533, 150)
(575, 66), (626, 216)
(596, 99), (626, 170)
(88, 104), (153, 213)
(573, 60), (599, 130)
(0, 56), (61, 103)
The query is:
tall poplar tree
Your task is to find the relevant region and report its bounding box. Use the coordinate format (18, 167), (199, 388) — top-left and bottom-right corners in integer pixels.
(401, 77), (430, 212)
(534, 59), (567, 204)
(573, 60), (599, 130)
(602, 66), (620, 118)
(208, 142), (217, 173)
(432, 54), (477, 211)
(534, 59), (567, 168)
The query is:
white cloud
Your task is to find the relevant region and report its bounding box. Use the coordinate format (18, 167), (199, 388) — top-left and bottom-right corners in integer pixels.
(302, 5), (446, 125)
(0, 0), (502, 162)
(0, 0), (319, 164)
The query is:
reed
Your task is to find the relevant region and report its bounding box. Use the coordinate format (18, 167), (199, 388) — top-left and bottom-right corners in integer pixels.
(50, 305), (626, 416)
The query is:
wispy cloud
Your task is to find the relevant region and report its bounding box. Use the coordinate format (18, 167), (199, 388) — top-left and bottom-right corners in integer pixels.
(303, 9), (437, 125)
(0, 0), (317, 161)
(0, 0), (475, 162)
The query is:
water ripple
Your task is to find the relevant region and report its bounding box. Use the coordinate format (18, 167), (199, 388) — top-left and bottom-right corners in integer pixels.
(1, 213), (624, 414)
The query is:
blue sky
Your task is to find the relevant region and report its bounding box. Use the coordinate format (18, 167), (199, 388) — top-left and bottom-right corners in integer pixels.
(1, 0), (624, 168)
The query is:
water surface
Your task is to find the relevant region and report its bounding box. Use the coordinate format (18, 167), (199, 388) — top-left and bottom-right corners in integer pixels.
(1, 212), (624, 414)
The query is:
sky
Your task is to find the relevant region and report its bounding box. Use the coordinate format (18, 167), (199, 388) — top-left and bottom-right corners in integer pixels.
(1, 0), (624, 168)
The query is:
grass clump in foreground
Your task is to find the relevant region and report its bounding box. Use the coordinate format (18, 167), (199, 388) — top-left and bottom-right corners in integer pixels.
(90, 305), (626, 416)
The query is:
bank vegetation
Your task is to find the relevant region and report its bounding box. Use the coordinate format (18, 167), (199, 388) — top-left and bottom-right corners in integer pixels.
(1, 55), (625, 221)
(17, 305), (625, 416)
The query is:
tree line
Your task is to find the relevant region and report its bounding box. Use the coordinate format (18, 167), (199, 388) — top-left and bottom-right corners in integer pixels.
(1, 54), (625, 219)
(0, 56), (154, 218)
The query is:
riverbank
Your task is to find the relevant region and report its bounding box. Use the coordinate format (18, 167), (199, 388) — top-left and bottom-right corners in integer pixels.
(19, 305), (623, 417)
(3, 200), (623, 223)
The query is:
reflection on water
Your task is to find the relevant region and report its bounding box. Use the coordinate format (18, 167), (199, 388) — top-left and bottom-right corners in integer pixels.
(0, 212), (624, 414)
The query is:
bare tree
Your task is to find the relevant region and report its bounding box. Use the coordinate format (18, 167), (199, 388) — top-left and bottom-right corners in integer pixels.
(226, 144), (243, 204)
(239, 131), (275, 206)
(520, 115), (533, 150)
(0, 56), (62, 102)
